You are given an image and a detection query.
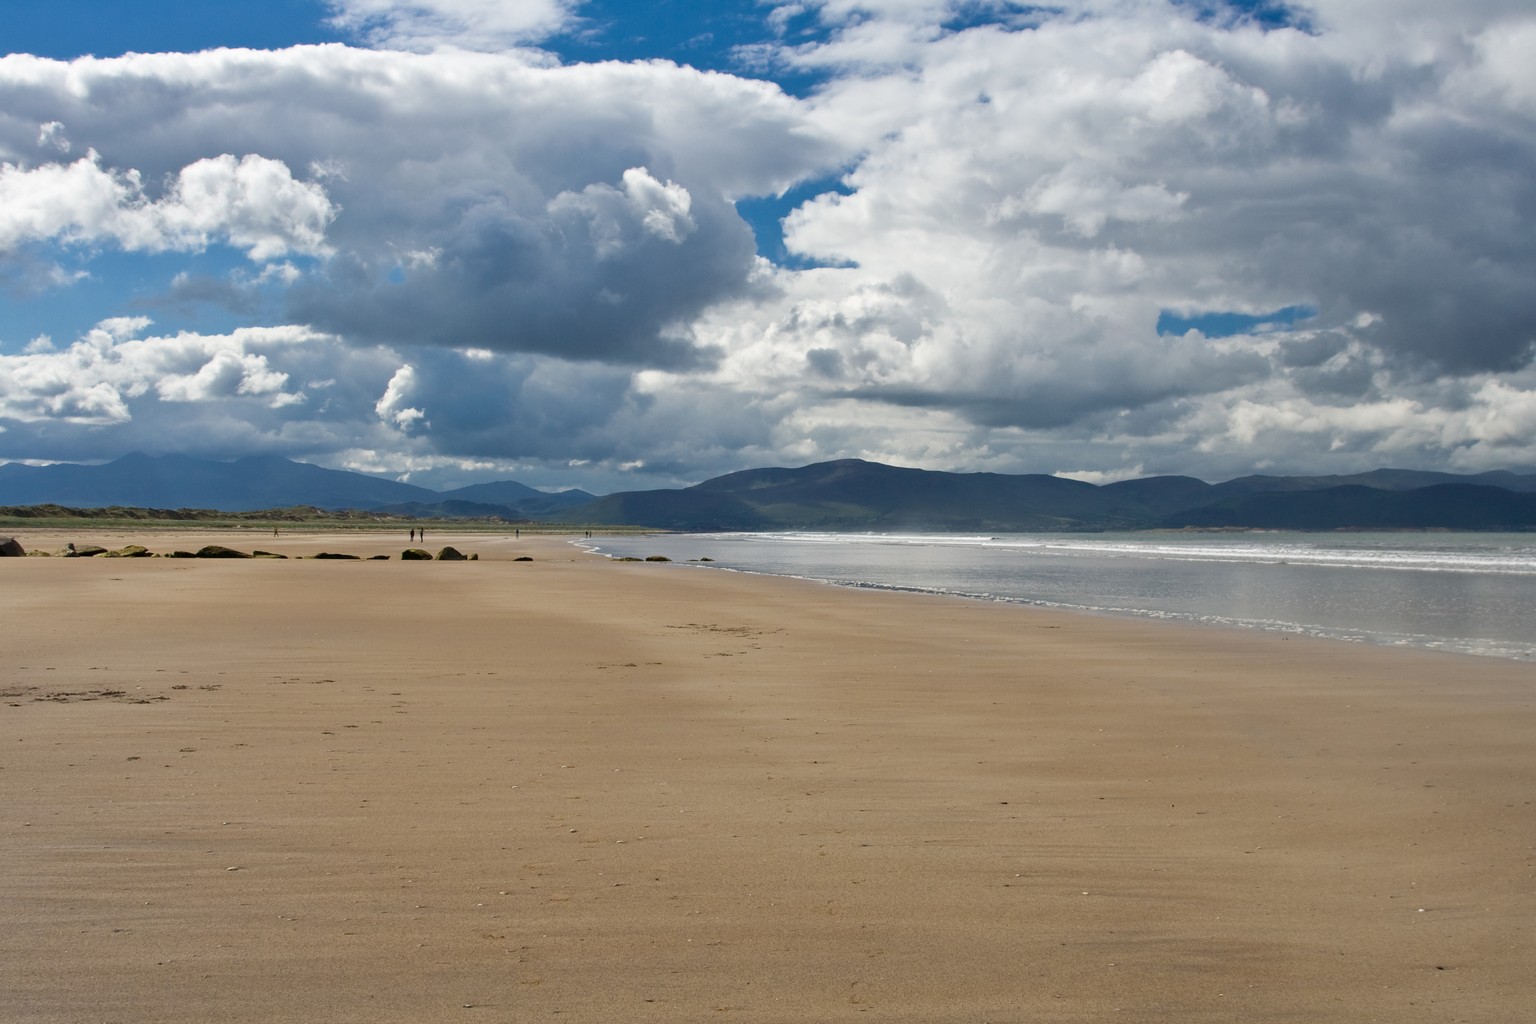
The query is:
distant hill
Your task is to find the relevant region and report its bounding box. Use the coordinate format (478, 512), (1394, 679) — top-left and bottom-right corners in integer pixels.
(556, 458), (1536, 532)
(581, 459), (1113, 531)
(1208, 468), (1536, 497)
(1163, 484), (1536, 530)
(0, 453), (595, 518)
(0, 453), (436, 511)
(436, 480), (596, 511)
(5, 453), (1535, 531)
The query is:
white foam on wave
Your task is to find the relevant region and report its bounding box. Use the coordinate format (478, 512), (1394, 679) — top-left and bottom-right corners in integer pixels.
(735, 531), (1536, 576)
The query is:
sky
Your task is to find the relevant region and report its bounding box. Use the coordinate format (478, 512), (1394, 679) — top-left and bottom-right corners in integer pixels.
(2, 1), (1534, 493)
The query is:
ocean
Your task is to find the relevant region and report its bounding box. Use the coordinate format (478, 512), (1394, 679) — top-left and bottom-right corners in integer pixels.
(581, 531), (1536, 662)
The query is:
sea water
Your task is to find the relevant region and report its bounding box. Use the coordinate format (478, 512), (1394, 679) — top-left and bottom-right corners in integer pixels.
(582, 531), (1536, 662)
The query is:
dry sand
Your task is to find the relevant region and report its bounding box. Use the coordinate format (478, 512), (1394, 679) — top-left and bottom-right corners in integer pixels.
(3, 531), (1534, 1023)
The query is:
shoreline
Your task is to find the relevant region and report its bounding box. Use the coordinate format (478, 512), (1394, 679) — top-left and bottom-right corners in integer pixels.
(4, 533), (1535, 1022)
(581, 531), (1536, 664)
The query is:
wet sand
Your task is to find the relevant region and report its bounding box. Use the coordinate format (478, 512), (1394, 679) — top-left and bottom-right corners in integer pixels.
(3, 531), (1534, 1022)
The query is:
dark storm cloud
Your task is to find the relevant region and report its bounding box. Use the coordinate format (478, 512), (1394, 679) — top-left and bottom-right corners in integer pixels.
(288, 169), (760, 367)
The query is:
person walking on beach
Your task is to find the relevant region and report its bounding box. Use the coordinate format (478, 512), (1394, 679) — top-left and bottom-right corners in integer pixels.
(410, 528), (416, 542)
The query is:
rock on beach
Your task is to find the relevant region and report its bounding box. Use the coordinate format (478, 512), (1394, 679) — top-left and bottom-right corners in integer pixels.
(195, 545), (251, 559)
(106, 545), (152, 558)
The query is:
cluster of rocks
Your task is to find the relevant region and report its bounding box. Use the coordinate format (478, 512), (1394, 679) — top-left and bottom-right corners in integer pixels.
(398, 546), (474, 561)
(6, 539), (483, 561)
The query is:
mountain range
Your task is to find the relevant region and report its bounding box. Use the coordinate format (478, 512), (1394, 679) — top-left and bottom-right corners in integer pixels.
(0, 453), (594, 520)
(3, 453), (1535, 531)
(571, 459), (1536, 531)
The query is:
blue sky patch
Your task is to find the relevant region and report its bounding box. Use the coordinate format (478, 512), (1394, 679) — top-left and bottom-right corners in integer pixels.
(1175, 0), (1314, 31)
(2, 0), (343, 58)
(735, 175), (858, 269)
(1157, 304), (1316, 338)
(546, 0), (842, 97)
(1, 243), (297, 353)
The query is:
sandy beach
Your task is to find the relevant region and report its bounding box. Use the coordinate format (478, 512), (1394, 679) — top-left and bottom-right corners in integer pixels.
(3, 530), (1534, 1023)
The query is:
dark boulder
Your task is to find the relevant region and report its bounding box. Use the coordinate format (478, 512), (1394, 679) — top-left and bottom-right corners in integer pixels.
(0, 537), (24, 557)
(401, 548), (433, 560)
(69, 544), (109, 558)
(436, 546), (468, 561)
(107, 545), (152, 558)
(314, 552), (360, 560)
(195, 545), (251, 558)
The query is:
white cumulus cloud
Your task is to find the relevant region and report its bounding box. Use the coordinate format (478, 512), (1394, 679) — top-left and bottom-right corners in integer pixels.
(0, 151), (335, 261)
(0, 320), (315, 427)
(375, 364), (428, 430)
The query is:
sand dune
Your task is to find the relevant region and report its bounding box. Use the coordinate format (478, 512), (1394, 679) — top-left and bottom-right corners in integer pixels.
(4, 532), (1534, 1022)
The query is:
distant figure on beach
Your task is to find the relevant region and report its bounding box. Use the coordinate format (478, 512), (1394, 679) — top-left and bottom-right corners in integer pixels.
(410, 528), (416, 542)
(273, 527), (279, 538)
